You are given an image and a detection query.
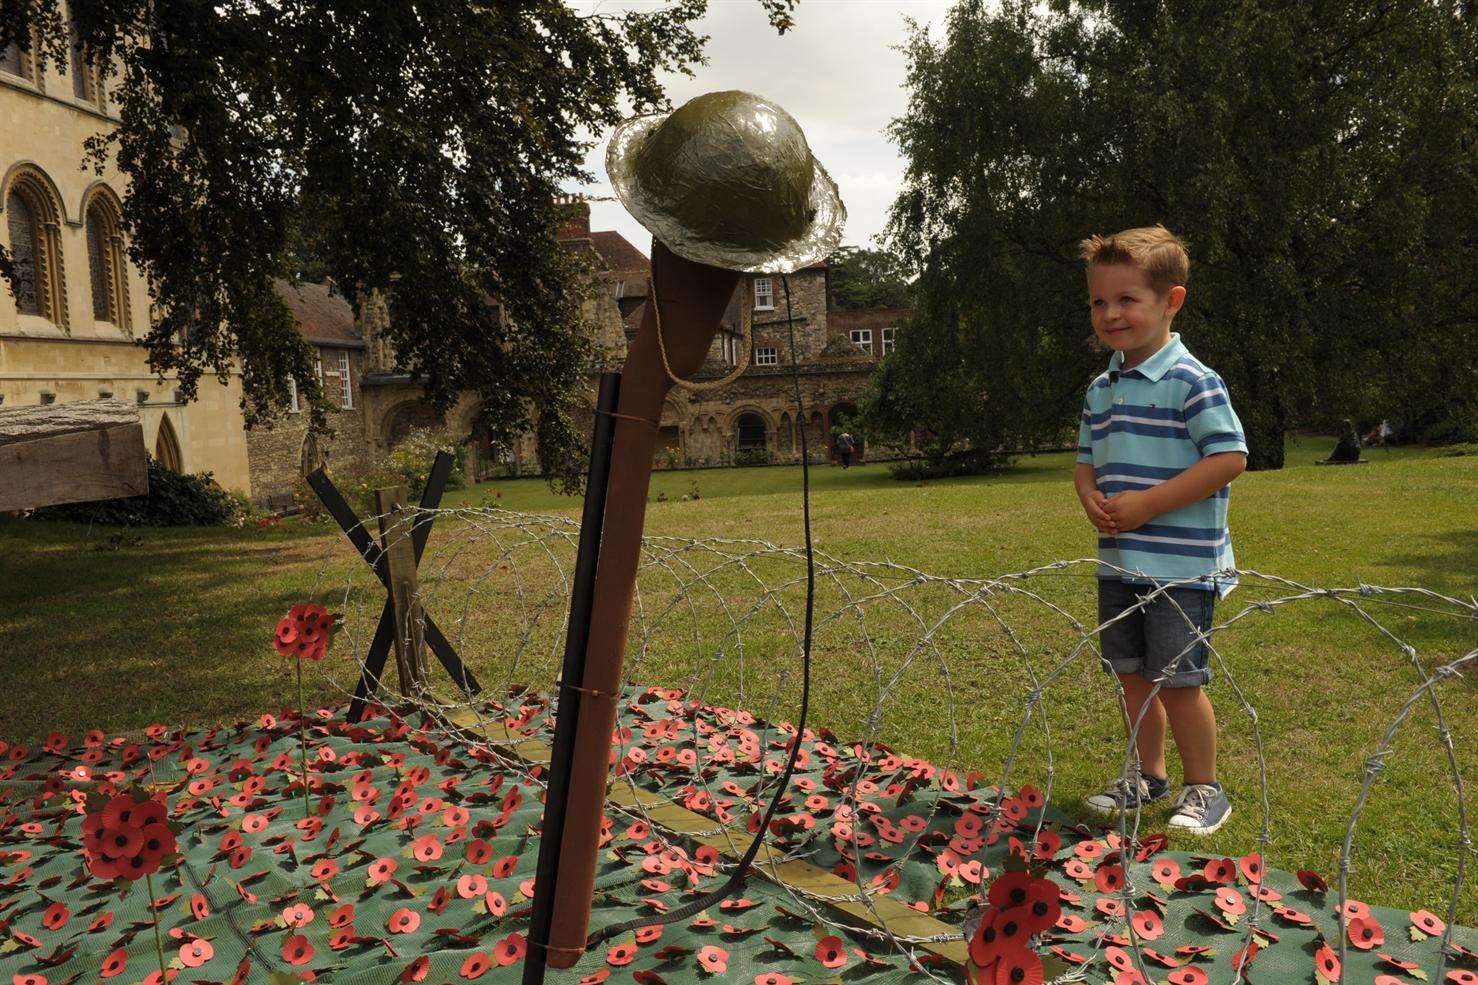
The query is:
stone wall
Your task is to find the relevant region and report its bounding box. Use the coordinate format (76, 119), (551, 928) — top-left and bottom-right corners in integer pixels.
(244, 347), (370, 505)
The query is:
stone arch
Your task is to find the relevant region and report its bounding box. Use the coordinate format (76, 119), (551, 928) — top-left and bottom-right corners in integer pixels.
(154, 413), (182, 472)
(656, 397), (684, 461)
(299, 432), (323, 477)
(724, 405), (776, 435)
(1, 163), (70, 329)
(80, 184), (131, 333)
(380, 398), (444, 450)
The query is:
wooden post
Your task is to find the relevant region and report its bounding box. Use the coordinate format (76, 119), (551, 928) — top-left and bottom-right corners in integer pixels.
(375, 486), (427, 696)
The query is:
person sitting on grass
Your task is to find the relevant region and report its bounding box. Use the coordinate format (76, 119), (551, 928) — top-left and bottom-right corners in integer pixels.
(1073, 224), (1249, 836)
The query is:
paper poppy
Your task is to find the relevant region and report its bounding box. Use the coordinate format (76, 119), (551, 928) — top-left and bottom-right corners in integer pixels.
(367, 856), (398, 884)
(401, 956), (430, 983)
(1411, 910), (1446, 936)
(755, 975), (793, 985)
(1169, 968), (1208, 985)
(1020, 880), (1061, 934)
(329, 903), (356, 928)
(697, 945), (729, 974)
(1341, 899), (1371, 920)
(580, 971), (611, 985)
(179, 938), (214, 968)
(12, 975), (48, 985)
(1202, 858), (1235, 884)
(282, 934), (315, 966)
(1214, 887), (1246, 916)
(606, 943), (637, 966)
(282, 903), (314, 928)
(100, 948), (128, 978)
(1274, 906), (1313, 926)
(1347, 915), (1384, 950)
(40, 901), (68, 931)
(1055, 913), (1087, 933)
(493, 934), (526, 966)
(387, 907), (420, 934)
(988, 871), (1033, 910)
(1315, 942), (1341, 982)
(460, 952), (491, 980)
(1095, 863), (1125, 894)
(485, 891), (507, 917)
(1447, 972), (1478, 985)
(994, 946), (1044, 985)
(1131, 909), (1163, 941)
(635, 924), (664, 945)
(1238, 853), (1263, 884)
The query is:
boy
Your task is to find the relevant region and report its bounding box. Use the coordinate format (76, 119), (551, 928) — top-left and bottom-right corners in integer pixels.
(1074, 225), (1248, 835)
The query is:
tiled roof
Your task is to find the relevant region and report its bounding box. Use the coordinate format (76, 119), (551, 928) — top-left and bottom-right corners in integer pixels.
(273, 280), (363, 346)
(590, 230), (650, 274)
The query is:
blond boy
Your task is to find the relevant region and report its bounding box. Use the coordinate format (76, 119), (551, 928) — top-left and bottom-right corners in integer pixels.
(1074, 225), (1248, 835)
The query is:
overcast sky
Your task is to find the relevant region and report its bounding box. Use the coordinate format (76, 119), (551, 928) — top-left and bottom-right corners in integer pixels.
(563, 0), (959, 258)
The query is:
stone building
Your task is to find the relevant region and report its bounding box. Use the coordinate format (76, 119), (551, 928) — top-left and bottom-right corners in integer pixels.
(242, 281), (371, 506)
(0, 26), (253, 491)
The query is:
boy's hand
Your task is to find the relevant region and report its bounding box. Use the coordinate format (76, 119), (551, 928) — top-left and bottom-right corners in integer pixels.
(1081, 490), (1118, 535)
(1103, 490), (1155, 532)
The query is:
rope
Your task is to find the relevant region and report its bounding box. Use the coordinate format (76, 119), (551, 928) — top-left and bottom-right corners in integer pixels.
(651, 261), (753, 391)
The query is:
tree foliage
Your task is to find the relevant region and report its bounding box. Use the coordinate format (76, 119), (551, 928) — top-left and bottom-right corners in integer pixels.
(827, 245), (915, 310)
(869, 0), (1478, 473)
(0, 0), (795, 491)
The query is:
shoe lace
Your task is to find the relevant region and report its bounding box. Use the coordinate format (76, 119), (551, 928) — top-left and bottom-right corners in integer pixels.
(1175, 784), (1215, 817)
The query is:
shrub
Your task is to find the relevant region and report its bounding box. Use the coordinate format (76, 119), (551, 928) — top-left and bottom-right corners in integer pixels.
(31, 457), (245, 527)
(734, 447), (772, 467)
(383, 428), (467, 492)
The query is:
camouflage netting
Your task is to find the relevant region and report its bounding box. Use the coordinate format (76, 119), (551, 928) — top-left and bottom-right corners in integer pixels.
(1, 687), (1475, 985)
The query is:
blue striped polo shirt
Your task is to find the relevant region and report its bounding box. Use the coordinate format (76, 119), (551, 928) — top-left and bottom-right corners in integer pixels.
(1076, 334), (1248, 596)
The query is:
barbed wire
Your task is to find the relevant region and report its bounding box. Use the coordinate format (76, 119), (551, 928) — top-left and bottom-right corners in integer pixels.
(302, 504), (1475, 984)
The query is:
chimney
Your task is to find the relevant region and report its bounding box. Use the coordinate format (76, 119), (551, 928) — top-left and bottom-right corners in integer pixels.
(556, 195), (591, 242)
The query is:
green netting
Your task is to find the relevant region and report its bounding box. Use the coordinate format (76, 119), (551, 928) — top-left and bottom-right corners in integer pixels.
(1, 689), (1473, 985)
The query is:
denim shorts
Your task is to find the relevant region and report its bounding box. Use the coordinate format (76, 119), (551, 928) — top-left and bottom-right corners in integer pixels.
(1096, 579), (1215, 688)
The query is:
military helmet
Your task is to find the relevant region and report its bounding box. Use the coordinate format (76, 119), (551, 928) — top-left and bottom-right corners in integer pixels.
(607, 90), (846, 274)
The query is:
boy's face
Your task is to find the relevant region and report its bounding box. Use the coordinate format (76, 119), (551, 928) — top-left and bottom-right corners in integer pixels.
(1086, 263), (1186, 368)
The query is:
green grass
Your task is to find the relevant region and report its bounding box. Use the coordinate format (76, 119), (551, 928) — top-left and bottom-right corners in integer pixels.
(2, 434), (1475, 922)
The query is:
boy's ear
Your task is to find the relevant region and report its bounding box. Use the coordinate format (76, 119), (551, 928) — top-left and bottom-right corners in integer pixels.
(1166, 284), (1187, 315)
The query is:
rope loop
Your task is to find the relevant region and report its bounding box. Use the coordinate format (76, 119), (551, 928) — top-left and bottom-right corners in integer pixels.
(651, 263), (752, 392)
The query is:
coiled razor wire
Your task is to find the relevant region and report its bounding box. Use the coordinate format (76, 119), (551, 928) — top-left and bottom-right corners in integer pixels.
(295, 504), (1475, 985)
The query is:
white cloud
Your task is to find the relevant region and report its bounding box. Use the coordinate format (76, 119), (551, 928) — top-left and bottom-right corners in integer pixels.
(564, 0), (959, 257)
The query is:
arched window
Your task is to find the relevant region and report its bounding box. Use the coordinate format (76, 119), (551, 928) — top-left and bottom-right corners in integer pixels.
(735, 413), (767, 450)
(155, 415), (183, 472)
(69, 23), (101, 105)
(1, 41), (32, 81)
(4, 171), (68, 328)
(84, 193), (130, 330)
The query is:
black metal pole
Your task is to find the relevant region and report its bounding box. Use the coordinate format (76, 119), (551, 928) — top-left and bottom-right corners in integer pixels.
(523, 371), (622, 985)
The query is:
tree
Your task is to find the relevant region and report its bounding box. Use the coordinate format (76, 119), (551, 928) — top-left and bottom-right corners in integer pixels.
(827, 245), (914, 310)
(0, 0), (796, 492)
(875, 0), (1478, 473)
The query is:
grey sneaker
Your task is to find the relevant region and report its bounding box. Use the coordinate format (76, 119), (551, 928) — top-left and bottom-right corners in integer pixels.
(1083, 772), (1171, 817)
(1167, 783), (1232, 835)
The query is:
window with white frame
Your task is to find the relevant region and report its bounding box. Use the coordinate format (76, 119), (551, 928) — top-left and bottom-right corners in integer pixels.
(287, 377), (299, 413)
(315, 356), (324, 393)
(338, 350), (353, 409)
(755, 346), (778, 367)
(753, 277), (774, 310)
(615, 280), (625, 299)
(882, 326), (897, 355)
(850, 328), (873, 354)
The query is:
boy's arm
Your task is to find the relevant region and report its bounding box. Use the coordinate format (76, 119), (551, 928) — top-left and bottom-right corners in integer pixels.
(1101, 453), (1246, 531)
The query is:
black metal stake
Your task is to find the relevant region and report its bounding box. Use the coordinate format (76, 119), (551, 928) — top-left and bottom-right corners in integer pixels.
(523, 372), (622, 985)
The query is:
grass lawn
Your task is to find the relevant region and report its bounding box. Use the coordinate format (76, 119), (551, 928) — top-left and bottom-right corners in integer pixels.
(3, 434), (1475, 922)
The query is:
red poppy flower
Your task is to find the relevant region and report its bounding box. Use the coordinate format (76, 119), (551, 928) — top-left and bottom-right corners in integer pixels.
(580, 971), (611, 985)
(1055, 913), (1087, 933)
(1095, 863), (1125, 893)
(492, 855), (519, 878)
(697, 945), (729, 974)
(1447, 972), (1478, 985)
(815, 936), (848, 969)
(494, 934), (526, 966)
(411, 835), (443, 862)
(12, 974), (48, 985)
(1202, 858), (1235, 883)
(606, 943), (637, 966)
(329, 903), (355, 928)
(401, 956), (429, 983)
(41, 902), (69, 931)
(755, 975), (793, 985)
(1020, 879), (1061, 934)
(459, 952), (490, 980)
(1274, 906), (1313, 926)
(1215, 887), (1246, 917)
(367, 856), (398, 885)
(1315, 942), (1341, 982)
(1238, 853), (1263, 884)
(100, 949), (128, 978)
(179, 938), (214, 968)
(1074, 839), (1104, 861)
(387, 907), (420, 934)
(994, 946), (1044, 985)
(1169, 968), (1208, 985)
(282, 934), (314, 966)
(989, 871), (1033, 910)
(282, 903), (314, 928)
(1347, 915), (1384, 950)
(1411, 910), (1446, 936)
(1131, 909), (1163, 941)
(485, 891), (507, 917)
(1341, 899), (1371, 920)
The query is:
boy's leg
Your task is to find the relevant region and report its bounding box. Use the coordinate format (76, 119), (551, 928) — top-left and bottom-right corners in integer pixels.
(1118, 673), (1168, 781)
(1159, 685), (1217, 785)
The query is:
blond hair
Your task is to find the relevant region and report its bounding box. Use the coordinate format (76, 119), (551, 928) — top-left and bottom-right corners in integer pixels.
(1079, 224), (1189, 295)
